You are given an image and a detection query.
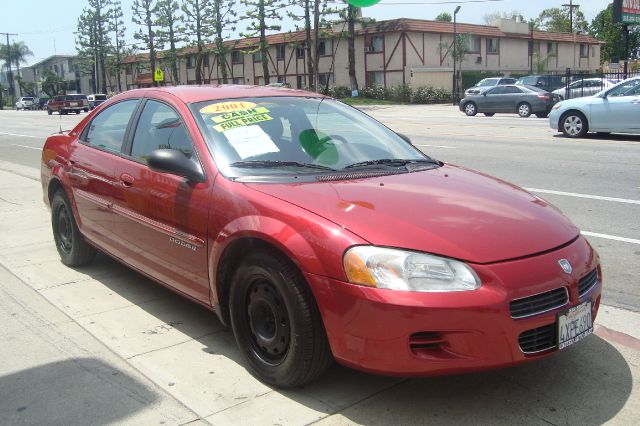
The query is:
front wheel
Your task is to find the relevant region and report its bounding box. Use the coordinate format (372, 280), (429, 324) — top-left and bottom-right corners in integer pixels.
(51, 190), (97, 266)
(229, 251), (332, 388)
(463, 102), (477, 116)
(560, 111), (588, 138)
(517, 102), (532, 117)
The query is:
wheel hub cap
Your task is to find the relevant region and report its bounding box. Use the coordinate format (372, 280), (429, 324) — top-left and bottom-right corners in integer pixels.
(564, 116), (582, 135)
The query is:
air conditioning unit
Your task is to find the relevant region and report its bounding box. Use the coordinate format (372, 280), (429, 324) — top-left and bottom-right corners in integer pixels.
(476, 56), (482, 64)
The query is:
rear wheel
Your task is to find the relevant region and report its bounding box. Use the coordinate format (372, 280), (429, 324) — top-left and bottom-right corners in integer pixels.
(47, 108), (52, 115)
(51, 190), (97, 266)
(560, 111), (588, 138)
(230, 251), (332, 388)
(463, 102), (477, 116)
(517, 102), (532, 118)
(483, 113), (495, 117)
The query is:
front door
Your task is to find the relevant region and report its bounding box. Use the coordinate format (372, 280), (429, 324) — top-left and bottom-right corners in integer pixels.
(111, 99), (211, 303)
(590, 79), (640, 132)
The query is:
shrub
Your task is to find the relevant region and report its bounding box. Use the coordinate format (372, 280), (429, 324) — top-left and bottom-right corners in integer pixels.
(412, 86), (451, 103)
(387, 84), (412, 102)
(360, 85), (388, 100)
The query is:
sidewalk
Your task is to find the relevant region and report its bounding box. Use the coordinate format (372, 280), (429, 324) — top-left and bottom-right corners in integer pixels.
(1, 161), (639, 425)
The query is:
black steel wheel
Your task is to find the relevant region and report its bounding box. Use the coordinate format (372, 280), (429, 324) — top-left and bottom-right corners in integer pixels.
(51, 190), (96, 266)
(230, 251), (332, 388)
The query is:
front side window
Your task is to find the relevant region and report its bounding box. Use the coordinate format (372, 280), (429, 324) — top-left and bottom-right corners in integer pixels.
(607, 79), (640, 97)
(83, 100), (139, 153)
(130, 100), (194, 161)
(191, 97), (435, 181)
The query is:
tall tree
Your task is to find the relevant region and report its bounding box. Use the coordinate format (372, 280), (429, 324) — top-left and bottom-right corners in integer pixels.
(0, 41), (33, 77)
(110, 1), (126, 92)
(212, 0), (238, 84)
(132, 0), (162, 87)
(534, 7), (588, 33)
(435, 12), (452, 22)
(241, 0), (283, 85)
(75, 0), (112, 94)
(590, 3), (640, 64)
(156, 0), (183, 85)
(182, 0), (214, 85)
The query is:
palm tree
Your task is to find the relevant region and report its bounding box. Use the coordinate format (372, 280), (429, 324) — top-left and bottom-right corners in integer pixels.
(0, 41), (33, 75)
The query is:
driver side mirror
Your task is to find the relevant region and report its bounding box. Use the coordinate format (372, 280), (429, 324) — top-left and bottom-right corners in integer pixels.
(482, 92), (487, 96)
(147, 149), (205, 183)
(397, 133), (412, 145)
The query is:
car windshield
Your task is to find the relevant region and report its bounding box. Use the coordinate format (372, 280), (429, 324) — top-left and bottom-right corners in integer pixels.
(191, 97), (436, 180)
(477, 78), (500, 87)
(517, 77), (537, 85)
(94, 95), (107, 100)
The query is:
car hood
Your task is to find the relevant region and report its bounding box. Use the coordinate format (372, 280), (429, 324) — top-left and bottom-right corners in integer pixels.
(247, 164), (579, 264)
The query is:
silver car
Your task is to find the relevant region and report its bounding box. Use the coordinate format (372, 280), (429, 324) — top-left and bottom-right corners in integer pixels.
(15, 97), (35, 110)
(552, 78), (616, 100)
(549, 77), (640, 138)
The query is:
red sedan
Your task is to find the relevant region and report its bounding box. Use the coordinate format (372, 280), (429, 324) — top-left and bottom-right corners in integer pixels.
(41, 86), (601, 387)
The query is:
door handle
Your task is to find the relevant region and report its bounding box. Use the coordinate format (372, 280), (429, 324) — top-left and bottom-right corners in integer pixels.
(120, 173), (135, 187)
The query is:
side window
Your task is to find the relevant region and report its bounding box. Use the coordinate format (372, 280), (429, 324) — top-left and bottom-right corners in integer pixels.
(487, 87), (505, 95)
(130, 100), (195, 161)
(84, 100), (139, 153)
(504, 86), (522, 94)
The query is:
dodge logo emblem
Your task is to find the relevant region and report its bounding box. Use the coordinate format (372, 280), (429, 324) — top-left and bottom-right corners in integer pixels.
(558, 259), (572, 274)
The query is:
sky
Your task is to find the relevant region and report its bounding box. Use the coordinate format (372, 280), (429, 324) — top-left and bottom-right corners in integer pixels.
(3, 0), (609, 67)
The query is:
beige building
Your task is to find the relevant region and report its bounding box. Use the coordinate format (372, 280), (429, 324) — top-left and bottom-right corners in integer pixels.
(119, 18), (602, 92)
(22, 55), (94, 96)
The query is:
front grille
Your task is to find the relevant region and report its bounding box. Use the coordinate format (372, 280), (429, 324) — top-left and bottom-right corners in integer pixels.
(578, 269), (598, 298)
(519, 324), (556, 354)
(510, 287), (569, 319)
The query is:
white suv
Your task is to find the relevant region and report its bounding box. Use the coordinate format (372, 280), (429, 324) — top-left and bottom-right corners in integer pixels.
(15, 97), (35, 110)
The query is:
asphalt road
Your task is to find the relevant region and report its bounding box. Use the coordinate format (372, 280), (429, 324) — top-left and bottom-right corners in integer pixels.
(1, 105), (638, 312)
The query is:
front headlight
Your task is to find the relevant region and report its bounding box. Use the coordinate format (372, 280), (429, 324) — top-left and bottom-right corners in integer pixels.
(343, 246), (480, 292)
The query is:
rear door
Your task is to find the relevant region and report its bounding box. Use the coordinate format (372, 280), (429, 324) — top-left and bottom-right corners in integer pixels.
(111, 98), (211, 303)
(69, 99), (140, 253)
(483, 86), (508, 112)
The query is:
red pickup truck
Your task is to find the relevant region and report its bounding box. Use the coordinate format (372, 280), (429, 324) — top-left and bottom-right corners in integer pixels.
(47, 94), (89, 115)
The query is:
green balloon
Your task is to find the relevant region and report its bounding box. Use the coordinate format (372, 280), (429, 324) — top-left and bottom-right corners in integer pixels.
(347, 0), (381, 7)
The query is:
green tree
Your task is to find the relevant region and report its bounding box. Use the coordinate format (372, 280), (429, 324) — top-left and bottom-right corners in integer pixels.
(132, 0), (162, 87)
(75, 1), (113, 94)
(241, 0), (284, 85)
(110, 1), (126, 92)
(590, 3), (640, 64)
(211, 0), (238, 84)
(435, 12), (451, 22)
(41, 70), (65, 97)
(182, 0), (214, 85)
(156, 0), (183, 85)
(0, 41), (33, 76)
(534, 7), (588, 33)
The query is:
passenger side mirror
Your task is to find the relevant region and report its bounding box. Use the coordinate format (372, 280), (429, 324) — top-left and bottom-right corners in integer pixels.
(397, 133), (412, 145)
(147, 149), (205, 183)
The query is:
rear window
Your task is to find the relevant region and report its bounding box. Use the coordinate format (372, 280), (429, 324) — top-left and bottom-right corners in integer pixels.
(72, 94), (88, 100)
(94, 95), (107, 101)
(22, 97), (34, 101)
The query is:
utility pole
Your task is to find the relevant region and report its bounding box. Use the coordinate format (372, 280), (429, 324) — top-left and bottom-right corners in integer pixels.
(1, 32), (18, 107)
(562, 0), (580, 33)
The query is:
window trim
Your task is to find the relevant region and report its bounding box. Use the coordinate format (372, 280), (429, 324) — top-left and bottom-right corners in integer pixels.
(79, 99), (143, 157)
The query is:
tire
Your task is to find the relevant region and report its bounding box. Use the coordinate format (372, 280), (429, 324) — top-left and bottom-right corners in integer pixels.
(47, 109), (52, 115)
(560, 111), (588, 138)
(463, 102), (477, 116)
(76, 110), (81, 114)
(84, 108), (89, 112)
(483, 113), (495, 117)
(229, 251), (332, 388)
(51, 190), (97, 266)
(517, 102), (532, 117)
(535, 112), (549, 118)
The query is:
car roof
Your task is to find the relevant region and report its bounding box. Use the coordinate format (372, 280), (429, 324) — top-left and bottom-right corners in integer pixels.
(116, 85), (323, 104)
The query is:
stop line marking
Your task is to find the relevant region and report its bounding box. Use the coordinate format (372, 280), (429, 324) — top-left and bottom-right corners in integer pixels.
(0, 132), (43, 139)
(415, 144), (456, 149)
(526, 188), (640, 205)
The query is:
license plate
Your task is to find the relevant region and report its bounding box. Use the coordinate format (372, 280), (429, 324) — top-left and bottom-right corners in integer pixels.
(70, 102), (78, 107)
(558, 300), (593, 350)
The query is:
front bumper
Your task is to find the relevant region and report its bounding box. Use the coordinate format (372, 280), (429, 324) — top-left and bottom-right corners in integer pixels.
(306, 236), (600, 376)
(549, 108), (562, 130)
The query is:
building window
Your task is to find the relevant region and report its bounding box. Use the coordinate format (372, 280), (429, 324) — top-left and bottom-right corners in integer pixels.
(365, 35), (384, 52)
(231, 50), (242, 64)
(54, 64), (59, 74)
(366, 71), (384, 86)
(276, 76), (285, 83)
(467, 36), (481, 53)
(232, 77), (243, 84)
(318, 39), (332, 56)
(318, 73), (333, 87)
(186, 55), (195, 69)
(296, 47), (305, 59)
(276, 44), (286, 60)
(202, 55), (209, 67)
(580, 44), (589, 58)
(297, 75), (305, 89)
(126, 65), (132, 75)
(592, 46), (596, 58)
(253, 51), (263, 62)
(68, 59), (73, 70)
(547, 42), (558, 56)
(486, 38), (500, 54)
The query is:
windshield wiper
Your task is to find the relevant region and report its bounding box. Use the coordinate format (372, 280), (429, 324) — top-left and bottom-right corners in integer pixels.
(230, 160), (337, 171)
(343, 158), (438, 170)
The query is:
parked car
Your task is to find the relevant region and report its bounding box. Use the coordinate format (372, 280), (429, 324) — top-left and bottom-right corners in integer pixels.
(552, 78), (616, 100)
(464, 77), (517, 95)
(460, 84), (560, 118)
(88, 94), (108, 109)
(516, 75), (565, 92)
(41, 86), (601, 387)
(47, 94), (89, 115)
(550, 76), (640, 138)
(15, 96), (35, 110)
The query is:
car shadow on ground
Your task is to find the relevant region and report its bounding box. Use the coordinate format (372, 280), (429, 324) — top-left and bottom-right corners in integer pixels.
(0, 358), (159, 424)
(553, 133), (640, 142)
(75, 253), (633, 423)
